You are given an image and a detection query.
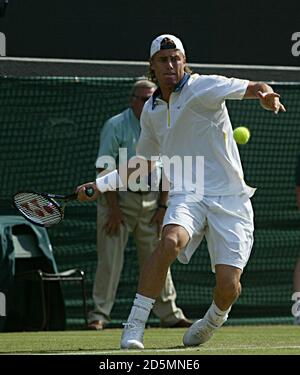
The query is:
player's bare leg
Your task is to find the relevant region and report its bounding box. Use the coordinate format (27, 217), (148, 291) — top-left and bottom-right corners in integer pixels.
(214, 265), (242, 309)
(183, 264), (242, 346)
(138, 225), (189, 297)
(120, 225), (189, 349)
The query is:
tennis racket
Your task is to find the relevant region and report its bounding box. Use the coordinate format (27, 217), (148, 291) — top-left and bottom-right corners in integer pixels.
(12, 187), (95, 228)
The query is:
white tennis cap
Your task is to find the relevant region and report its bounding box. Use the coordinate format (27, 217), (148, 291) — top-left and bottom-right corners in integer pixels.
(150, 34), (185, 58)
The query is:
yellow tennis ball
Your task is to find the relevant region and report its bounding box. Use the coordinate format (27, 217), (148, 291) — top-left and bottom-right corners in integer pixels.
(233, 127), (251, 145)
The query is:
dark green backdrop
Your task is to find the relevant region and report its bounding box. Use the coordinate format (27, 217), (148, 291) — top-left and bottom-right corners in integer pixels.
(1, 76), (300, 328)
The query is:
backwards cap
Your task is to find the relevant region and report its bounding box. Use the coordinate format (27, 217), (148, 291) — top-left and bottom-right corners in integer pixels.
(150, 34), (185, 58)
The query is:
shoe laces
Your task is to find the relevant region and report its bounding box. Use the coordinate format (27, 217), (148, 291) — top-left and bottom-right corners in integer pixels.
(122, 321), (144, 338)
(195, 322), (215, 337)
(123, 322), (137, 329)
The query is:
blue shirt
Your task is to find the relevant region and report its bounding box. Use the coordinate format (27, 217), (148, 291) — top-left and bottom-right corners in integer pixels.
(95, 107), (140, 169)
(95, 107), (161, 191)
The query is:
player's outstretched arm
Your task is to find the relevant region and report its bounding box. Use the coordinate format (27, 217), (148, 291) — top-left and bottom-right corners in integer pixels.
(76, 159), (155, 202)
(244, 81), (286, 114)
(76, 168), (127, 202)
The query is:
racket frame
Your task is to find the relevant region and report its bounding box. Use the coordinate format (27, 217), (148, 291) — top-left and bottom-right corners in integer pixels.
(12, 191), (77, 228)
(12, 186), (94, 228)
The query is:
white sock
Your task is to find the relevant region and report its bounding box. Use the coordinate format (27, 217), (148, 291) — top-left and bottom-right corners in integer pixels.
(127, 293), (155, 323)
(204, 301), (231, 328)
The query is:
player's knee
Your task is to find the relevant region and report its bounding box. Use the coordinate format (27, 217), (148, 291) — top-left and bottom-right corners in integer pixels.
(160, 235), (182, 261)
(217, 279), (241, 301)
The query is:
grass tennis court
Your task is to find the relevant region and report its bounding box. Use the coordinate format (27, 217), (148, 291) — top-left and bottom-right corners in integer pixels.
(0, 326), (300, 355)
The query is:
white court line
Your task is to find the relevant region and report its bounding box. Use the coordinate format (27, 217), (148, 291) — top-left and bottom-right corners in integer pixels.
(50, 345), (300, 355)
(4, 345), (300, 355)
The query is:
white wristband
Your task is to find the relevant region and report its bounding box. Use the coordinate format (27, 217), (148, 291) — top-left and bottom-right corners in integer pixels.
(96, 170), (124, 193)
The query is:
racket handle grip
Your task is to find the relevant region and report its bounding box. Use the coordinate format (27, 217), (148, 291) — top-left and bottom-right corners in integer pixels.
(85, 186), (95, 197)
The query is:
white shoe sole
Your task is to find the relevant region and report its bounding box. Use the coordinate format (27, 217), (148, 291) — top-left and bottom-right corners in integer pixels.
(120, 340), (144, 349)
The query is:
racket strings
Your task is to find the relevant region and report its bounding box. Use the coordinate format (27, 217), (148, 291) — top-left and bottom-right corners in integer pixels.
(13, 192), (62, 226)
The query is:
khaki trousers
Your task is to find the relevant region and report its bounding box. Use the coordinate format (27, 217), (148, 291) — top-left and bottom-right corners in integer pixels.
(88, 191), (186, 326)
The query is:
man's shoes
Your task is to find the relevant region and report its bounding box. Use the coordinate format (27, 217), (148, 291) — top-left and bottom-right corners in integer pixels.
(183, 319), (216, 347)
(120, 321), (145, 349)
(87, 320), (105, 330)
(168, 318), (193, 328)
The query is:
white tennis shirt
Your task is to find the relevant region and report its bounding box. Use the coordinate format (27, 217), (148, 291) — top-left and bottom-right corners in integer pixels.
(137, 73), (255, 197)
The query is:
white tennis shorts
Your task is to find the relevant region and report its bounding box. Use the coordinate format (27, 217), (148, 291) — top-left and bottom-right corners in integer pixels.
(163, 193), (254, 272)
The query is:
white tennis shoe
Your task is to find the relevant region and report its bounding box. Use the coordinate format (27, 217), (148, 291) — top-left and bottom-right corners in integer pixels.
(120, 321), (145, 349)
(183, 319), (216, 347)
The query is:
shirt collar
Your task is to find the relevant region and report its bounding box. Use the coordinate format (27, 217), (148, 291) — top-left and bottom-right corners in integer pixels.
(128, 107), (141, 128)
(152, 73), (190, 109)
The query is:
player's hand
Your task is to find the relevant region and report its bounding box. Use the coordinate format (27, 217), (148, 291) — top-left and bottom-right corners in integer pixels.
(76, 182), (99, 202)
(257, 91), (286, 114)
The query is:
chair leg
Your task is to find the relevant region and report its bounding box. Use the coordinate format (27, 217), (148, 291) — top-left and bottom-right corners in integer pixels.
(80, 278), (88, 326)
(38, 273), (47, 331)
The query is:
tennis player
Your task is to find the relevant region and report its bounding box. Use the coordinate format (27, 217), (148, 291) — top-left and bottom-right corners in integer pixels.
(77, 34), (286, 349)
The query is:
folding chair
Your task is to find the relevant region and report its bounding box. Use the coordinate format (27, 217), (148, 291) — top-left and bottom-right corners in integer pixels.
(16, 268), (88, 330)
(0, 215), (88, 331)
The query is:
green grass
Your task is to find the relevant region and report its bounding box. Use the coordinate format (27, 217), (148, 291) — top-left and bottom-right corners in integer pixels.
(0, 325), (300, 355)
